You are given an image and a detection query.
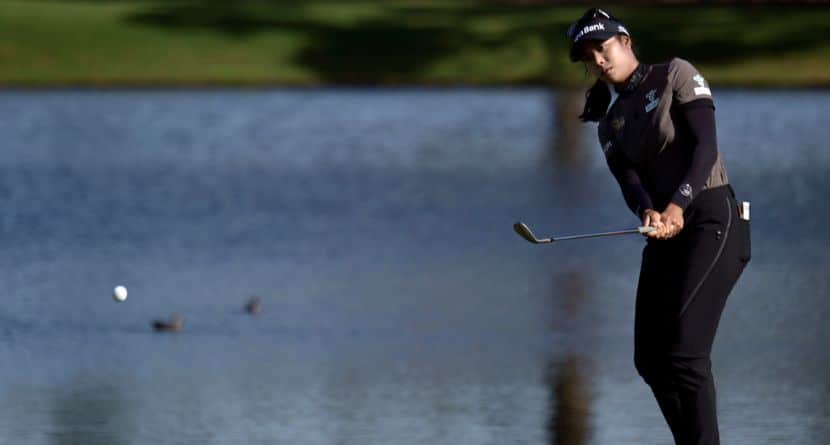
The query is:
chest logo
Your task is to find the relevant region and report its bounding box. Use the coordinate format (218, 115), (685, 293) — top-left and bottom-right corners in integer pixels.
(611, 116), (625, 131)
(645, 89), (659, 113)
(693, 74), (711, 96)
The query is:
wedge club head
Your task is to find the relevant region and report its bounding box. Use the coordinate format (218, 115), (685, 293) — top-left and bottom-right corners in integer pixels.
(513, 222), (552, 244)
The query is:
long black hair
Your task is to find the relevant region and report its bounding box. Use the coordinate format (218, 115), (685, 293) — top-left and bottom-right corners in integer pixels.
(578, 78), (612, 122)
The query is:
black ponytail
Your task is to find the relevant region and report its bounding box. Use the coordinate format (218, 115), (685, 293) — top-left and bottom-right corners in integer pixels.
(578, 79), (611, 122)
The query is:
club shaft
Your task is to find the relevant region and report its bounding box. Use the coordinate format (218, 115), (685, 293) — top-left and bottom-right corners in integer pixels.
(553, 228), (644, 241)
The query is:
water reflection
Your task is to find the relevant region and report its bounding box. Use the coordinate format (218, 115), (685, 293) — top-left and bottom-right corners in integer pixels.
(547, 357), (592, 445)
(49, 378), (131, 445)
(553, 270), (590, 320)
(0, 89), (827, 444)
(545, 270), (595, 445)
(551, 89), (589, 170)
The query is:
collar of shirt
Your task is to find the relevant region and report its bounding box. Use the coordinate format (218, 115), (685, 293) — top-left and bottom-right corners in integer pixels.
(614, 62), (650, 96)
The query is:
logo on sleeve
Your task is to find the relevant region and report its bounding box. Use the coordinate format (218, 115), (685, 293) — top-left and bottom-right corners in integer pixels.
(693, 74), (711, 96)
(645, 89), (660, 113)
(679, 183), (692, 198)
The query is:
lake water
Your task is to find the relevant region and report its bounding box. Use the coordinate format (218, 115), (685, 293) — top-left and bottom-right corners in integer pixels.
(0, 88), (827, 444)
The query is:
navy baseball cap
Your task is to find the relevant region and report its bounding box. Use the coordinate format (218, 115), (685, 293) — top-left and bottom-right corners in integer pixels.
(567, 8), (630, 62)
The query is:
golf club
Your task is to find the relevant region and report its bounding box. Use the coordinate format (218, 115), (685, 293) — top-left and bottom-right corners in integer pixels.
(513, 221), (655, 244)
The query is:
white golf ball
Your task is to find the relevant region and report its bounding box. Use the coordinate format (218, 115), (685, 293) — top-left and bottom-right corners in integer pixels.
(113, 285), (128, 302)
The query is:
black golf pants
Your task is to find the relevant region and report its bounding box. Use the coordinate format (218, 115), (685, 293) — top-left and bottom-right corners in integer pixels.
(634, 185), (751, 445)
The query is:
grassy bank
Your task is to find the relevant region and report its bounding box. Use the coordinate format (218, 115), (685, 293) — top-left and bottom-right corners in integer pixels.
(2, 0), (829, 87)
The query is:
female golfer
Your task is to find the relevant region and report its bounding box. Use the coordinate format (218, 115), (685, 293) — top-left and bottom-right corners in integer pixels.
(566, 8), (751, 445)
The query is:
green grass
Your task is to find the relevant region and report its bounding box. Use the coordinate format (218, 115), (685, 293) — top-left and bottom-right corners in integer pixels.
(1, 0), (829, 87)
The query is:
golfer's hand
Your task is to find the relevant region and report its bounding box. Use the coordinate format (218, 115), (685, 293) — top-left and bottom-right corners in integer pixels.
(658, 203), (684, 239)
(642, 209), (663, 239)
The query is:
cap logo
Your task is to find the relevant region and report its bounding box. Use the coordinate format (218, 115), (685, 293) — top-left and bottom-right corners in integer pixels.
(573, 22), (605, 42)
